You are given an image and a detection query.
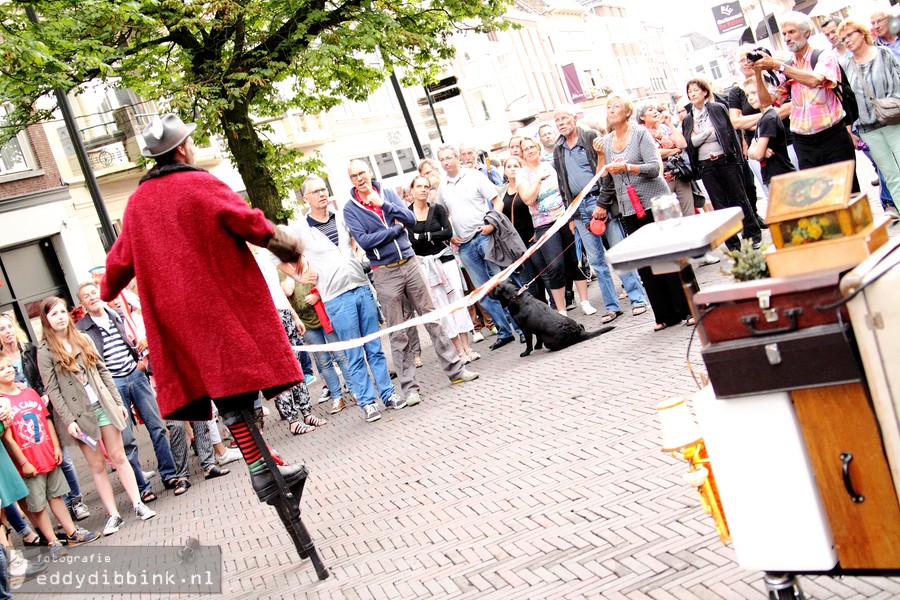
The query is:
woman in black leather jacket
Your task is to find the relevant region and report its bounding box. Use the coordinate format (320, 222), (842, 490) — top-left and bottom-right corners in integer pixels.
(682, 78), (762, 251)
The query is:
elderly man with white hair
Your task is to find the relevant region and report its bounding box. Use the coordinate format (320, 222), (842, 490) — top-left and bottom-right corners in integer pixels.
(753, 11), (859, 193)
(550, 103), (648, 324)
(872, 9), (900, 61)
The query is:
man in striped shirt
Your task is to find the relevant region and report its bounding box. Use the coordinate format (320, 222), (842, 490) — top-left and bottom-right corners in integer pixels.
(76, 282), (177, 501)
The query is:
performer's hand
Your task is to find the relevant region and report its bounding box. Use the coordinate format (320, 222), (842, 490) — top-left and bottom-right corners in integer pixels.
(479, 224), (495, 236)
(303, 293), (320, 306)
(68, 421), (83, 440)
(54, 446), (63, 465)
(298, 270), (318, 285)
(21, 462), (37, 478)
(450, 235), (462, 245)
(120, 405), (128, 421)
(136, 338), (148, 353)
(592, 206), (608, 221)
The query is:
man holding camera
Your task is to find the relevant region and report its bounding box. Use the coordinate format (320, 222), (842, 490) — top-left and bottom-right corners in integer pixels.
(754, 11), (859, 193)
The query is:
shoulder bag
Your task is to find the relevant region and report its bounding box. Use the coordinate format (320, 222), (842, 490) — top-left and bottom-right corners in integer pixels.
(848, 52), (900, 126)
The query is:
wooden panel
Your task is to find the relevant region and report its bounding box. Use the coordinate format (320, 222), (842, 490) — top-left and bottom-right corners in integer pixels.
(792, 383), (900, 568)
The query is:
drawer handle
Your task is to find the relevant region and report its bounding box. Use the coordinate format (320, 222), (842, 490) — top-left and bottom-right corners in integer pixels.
(741, 307), (803, 337)
(840, 452), (865, 503)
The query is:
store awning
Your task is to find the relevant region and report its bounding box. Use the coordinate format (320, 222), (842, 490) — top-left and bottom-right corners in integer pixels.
(755, 14), (779, 40)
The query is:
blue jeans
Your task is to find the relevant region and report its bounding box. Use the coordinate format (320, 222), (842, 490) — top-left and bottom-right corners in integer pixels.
(574, 198), (646, 309)
(4, 503), (32, 537)
(302, 326), (351, 398)
(457, 234), (516, 338)
(59, 447), (82, 506)
(602, 216), (648, 306)
(0, 539), (9, 600)
(114, 368), (177, 483)
(324, 286), (395, 408)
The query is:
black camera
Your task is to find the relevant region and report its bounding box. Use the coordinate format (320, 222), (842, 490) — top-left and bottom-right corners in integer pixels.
(747, 51), (765, 62)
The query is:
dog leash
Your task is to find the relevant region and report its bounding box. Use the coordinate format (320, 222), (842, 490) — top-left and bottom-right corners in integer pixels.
(514, 236), (578, 297)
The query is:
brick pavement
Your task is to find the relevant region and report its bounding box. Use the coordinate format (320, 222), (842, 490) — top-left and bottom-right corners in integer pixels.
(15, 186), (900, 600)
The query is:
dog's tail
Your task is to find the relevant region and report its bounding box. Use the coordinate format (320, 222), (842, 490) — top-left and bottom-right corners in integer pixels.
(582, 326), (614, 340)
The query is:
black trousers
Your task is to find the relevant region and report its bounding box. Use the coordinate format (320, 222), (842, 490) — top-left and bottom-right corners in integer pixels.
(792, 122), (860, 193)
(699, 155), (762, 251)
(622, 213), (693, 327)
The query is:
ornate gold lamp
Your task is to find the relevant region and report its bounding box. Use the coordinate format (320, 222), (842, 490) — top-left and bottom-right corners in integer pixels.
(656, 396), (730, 543)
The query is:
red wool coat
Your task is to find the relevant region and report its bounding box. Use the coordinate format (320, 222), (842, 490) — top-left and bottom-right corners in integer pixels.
(102, 168), (302, 420)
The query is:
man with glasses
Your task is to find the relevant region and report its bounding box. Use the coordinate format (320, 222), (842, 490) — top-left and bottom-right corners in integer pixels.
(754, 11), (859, 192)
(275, 175), (403, 423)
(342, 160), (479, 409)
(872, 10), (900, 60)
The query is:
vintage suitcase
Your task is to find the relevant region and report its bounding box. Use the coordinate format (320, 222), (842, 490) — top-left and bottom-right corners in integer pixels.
(701, 322), (862, 398)
(692, 270), (848, 345)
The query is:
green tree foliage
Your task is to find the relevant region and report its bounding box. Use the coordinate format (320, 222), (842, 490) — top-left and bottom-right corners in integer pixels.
(0, 0), (512, 221)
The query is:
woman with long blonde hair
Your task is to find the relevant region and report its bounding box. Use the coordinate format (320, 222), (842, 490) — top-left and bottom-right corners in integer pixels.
(37, 297), (155, 537)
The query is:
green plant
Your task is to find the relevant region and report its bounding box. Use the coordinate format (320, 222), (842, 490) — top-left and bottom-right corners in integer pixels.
(724, 240), (770, 281)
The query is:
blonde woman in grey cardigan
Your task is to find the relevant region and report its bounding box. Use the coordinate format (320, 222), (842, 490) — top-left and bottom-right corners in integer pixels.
(595, 96), (695, 331)
(37, 297), (155, 536)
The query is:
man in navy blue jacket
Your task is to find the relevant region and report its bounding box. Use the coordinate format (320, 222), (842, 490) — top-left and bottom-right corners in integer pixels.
(343, 160), (479, 408)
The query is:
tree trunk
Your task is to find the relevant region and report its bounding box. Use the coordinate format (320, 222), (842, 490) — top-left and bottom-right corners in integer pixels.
(220, 100), (284, 223)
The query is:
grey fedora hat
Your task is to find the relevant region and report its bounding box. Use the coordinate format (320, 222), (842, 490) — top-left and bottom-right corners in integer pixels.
(141, 113), (197, 158)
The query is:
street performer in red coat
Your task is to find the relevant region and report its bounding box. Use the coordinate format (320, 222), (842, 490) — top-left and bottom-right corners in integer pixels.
(100, 114), (328, 577)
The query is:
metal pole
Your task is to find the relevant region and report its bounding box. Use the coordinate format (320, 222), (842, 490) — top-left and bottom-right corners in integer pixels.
(422, 85), (445, 144)
(758, 0), (775, 47)
(25, 7), (117, 252)
(390, 70), (425, 159)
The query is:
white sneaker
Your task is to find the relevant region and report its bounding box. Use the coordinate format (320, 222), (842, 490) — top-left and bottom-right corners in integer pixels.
(558, 310), (568, 316)
(216, 447), (242, 466)
(406, 392), (422, 406)
(318, 386), (331, 403)
(698, 253), (721, 266)
(142, 470), (156, 480)
(103, 515), (124, 536)
(472, 331), (485, 343)
(134, 503), (156, 521)
(580, 300), (598, 316)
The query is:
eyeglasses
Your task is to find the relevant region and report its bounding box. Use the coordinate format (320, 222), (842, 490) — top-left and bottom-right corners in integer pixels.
(305, 187), (328, 196)
(349, 171), (367, 181)
(841, 30), (860, 45)
(872, 17), (888, 25)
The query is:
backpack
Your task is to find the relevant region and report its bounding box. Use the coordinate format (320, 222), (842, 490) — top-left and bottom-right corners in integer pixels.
(785, 48), (859, 126)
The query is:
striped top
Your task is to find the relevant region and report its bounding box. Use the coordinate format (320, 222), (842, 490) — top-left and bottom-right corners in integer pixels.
(90, 313), (135, 378)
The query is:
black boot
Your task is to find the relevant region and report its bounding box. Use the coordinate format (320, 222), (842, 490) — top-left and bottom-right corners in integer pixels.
(251, 463), (308, 503)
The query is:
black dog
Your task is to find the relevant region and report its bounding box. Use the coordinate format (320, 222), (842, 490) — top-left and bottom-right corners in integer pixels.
(490, 280), (614, 357)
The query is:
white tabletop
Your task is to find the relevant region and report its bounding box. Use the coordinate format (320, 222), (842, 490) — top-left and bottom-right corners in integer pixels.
(606, 207), (743, 273)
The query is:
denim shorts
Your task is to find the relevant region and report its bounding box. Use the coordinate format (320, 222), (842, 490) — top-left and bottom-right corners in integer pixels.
(94, 405), (112, 427)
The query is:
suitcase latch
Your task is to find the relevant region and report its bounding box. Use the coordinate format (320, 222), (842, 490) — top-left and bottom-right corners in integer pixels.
(756, 290), (772, 309)
(765, 343), (782, 365)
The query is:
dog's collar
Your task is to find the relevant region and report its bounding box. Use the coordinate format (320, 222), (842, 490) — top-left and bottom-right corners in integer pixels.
(512, 286), (528, 299)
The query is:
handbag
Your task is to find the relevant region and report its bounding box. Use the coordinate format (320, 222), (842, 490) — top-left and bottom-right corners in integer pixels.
(848, 53), (900, 126)
(665, 155), (693, 181)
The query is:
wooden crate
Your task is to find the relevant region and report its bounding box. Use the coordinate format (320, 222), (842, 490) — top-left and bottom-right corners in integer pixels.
(765, 216), (890, 277)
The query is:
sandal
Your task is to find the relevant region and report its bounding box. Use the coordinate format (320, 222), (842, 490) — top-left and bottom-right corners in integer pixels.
(632, 304), (647, 316)
(465, 349), (481, 362)
(653, 323), (669, 332)
(414, 356), (423, 368)
(304, 413), (327, 427)
(140, 490), (158, 503)
(600, 310), (623, 324)
(204, 465), (230, 480)
(290, 421), (316, 435)
(173, 479), (191, 496)
(684, 316), (696, 327)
